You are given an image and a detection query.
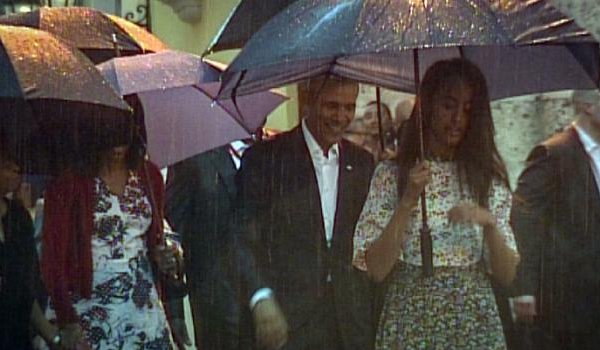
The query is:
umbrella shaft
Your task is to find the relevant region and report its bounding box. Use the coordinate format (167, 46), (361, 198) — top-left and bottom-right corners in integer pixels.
(420, 218), (434, 278)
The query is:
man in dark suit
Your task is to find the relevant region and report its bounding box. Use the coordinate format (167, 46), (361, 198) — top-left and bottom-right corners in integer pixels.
(166, 144), (243, 350)
(234, 75), (376, 349)
(511, 90), (600, 350)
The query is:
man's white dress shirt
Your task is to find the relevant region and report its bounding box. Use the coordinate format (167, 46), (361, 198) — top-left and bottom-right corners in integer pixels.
(250, 120), (341, 309)
(574, 121), (600, 192)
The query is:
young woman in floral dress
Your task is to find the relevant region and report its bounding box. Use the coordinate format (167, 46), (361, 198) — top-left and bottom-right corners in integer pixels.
(353, 58), (520, 350)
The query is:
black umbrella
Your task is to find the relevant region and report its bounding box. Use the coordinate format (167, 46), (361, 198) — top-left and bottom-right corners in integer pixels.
(205, 0), (297, 53)
(218, 0), (600, 276)
(0, 25), (132, 174)
(0, 7), (168, 64)
(219, 0), (598, 99)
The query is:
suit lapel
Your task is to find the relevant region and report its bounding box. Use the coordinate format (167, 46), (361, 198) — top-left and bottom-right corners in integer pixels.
(290, 127), (330, 248)
(331, 141), (354, 251)
(209, 147), (237, 201)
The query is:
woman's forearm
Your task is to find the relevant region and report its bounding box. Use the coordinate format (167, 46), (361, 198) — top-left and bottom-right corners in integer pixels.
(31, 300), (58, 345)
(484, 224), (520, 287)
(365, 199), (414, 282)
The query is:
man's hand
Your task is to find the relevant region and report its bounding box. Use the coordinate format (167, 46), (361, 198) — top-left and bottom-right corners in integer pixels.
(513, 296), (537, 323)
(170, 317), (192, 349)
(253, 298), (288, 349)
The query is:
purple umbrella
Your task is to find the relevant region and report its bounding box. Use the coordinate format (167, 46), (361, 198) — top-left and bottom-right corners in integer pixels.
(97, 50), (287, 168)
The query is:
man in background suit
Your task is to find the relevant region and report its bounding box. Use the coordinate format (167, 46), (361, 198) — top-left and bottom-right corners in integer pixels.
(511, 90), (600, 349)
(166, 143), (245, 350)
(234, 75), (376, 349)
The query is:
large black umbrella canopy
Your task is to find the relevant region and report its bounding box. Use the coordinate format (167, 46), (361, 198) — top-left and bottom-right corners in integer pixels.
(0, 7), (168, 64)
(206, 0), (297, 52)
(0, 25), (132, 174)
(218, 0), (599, 276)
(219, 0), (599, 100)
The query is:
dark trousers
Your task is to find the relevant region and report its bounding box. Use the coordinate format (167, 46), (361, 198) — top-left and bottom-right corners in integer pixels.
(189, 281), (240, 350)
(239, 286), (345, 350)
(511, 323), (600, 350)
(283, 287), (343, 350)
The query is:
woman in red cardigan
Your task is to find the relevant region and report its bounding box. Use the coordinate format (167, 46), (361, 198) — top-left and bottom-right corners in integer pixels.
(41, 133), (180, 349)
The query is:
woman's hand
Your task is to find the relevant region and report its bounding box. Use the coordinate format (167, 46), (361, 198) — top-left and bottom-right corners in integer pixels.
(448, 203), (495, 228)
(401, 161), (431, 208)
(449, 204), (519, 287)
(59, 323), (83, 350)
(152, 239), (184, 278)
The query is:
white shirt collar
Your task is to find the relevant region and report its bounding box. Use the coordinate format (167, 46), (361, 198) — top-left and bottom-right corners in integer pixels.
(229, 140), (249, 170)
(301, 118), (339, 159)
(230, 140), (249, 154)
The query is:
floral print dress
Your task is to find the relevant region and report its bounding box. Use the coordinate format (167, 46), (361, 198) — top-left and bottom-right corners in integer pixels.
(46, 173), (172, 350)
(353, 161), (517, 350)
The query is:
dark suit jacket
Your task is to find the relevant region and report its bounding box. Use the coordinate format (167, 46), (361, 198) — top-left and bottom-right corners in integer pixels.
(1, 198), (36, 350)
(166, 145), (241, 349)
(511, 127), (600, 333)
(166, 145), (238, 287)
(234, 127), (375, 349)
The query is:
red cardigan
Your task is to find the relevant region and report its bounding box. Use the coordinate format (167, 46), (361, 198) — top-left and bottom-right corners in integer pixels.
(41, 161), (165, 324)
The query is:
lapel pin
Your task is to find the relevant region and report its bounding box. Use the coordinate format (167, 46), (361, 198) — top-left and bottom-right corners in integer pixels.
(346, 164), (353, 171)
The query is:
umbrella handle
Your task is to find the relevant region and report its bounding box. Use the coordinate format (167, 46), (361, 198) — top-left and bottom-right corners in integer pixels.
(112, 33), (121, 57)
(375, 87), (385, 152)
(419, 193), (434, 277)
(413, 49), (434, 277)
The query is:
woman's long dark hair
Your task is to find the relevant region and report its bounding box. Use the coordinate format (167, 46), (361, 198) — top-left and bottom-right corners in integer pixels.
(396, 58), (509, 208)
(76, 94), (146, 176)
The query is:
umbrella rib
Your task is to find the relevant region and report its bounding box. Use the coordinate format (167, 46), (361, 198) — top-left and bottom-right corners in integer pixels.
(203, 1), (241, 56)
(192, 85), (253, 135)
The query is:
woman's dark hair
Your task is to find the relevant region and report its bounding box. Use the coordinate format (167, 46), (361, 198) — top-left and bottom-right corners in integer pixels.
(76, 94), (146, 176)
(396, 58), (509, 207)
(0, 148), (18, 167)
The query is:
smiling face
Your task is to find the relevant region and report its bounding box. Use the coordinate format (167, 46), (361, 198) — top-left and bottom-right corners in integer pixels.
(305, 78), (359, 152)
(426, 79), (473, 159)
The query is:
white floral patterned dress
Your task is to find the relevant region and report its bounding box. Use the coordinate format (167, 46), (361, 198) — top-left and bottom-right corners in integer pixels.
(45, 173), (172, 350)
(353, 161), (517, 350)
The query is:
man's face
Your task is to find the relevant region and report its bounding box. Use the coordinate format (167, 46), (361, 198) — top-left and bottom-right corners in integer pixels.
(306, 80), (358, 149)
